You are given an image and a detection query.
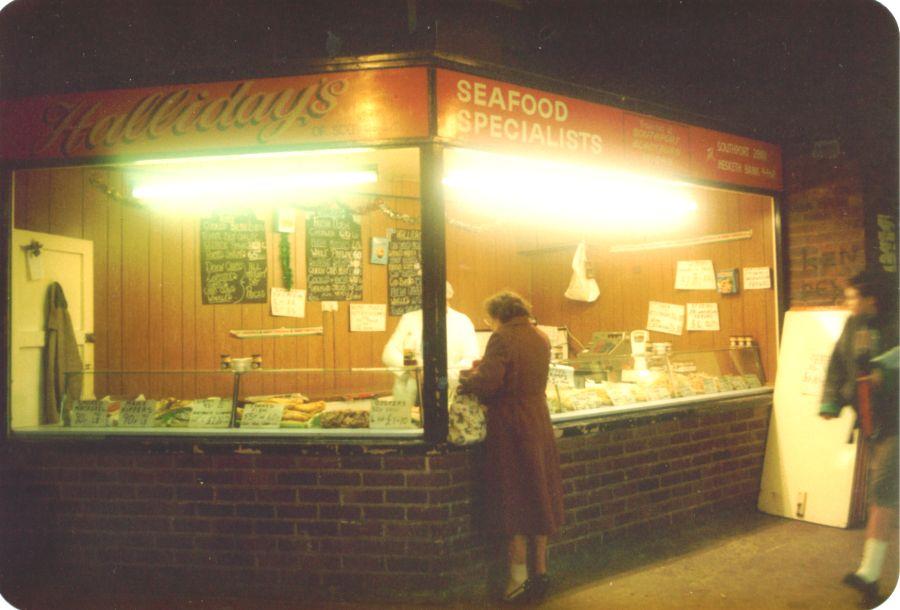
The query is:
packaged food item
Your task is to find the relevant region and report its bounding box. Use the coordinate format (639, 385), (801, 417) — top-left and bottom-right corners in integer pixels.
(154, 398), (193, 427)
(320, 405), (370, 428)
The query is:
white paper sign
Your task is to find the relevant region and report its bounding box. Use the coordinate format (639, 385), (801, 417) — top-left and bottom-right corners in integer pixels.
(240, 403), (285, 428)
(647, 301), (685, 336)
(675, 260), (717, 290)
(743, 267), (772, 289)
(350, 304), (387, 332)
(271, 288), (306, 318)
(686, 303), (720, 331)
(26, 251), (44, 280)
(188, 398), (232, 428)
(120, 400), (158, 427)
(71, 400), (107, 426)
(321, 301), (338, 312)
(370, 399), (412, 429)
(548, 364), (576, 388)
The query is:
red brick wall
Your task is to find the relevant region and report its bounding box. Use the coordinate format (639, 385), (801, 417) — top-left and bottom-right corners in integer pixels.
(0, 396), (770, 604)
(783, 154), (866, 306)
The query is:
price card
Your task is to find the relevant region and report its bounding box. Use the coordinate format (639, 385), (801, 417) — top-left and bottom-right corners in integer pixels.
(240, 403), (285, 428)
(71, 400), (107, 427)
(742, 374), (762, 388)
(548, 364), (576, 388)
(370, 399), (412, 429)
(188, 398), (232, 428)
(702, 377), (719, 394)
(676, 379), (696, 397)
(120, 400), (157, 427)
(675, 260), (717, 290)
(727, 375), (748, 390)
(743, 267), (772, 290)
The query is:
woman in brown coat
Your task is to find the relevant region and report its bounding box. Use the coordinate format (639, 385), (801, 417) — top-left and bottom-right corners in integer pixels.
(459, 291), (565, 603)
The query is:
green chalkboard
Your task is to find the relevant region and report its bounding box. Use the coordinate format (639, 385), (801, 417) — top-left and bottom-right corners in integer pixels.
(306, 209), (363, 301)
(388, 228), (421, 315)
(200, 213), (268, 305)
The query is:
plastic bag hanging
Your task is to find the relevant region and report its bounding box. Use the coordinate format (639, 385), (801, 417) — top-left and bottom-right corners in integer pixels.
(564, 241), (600, 302)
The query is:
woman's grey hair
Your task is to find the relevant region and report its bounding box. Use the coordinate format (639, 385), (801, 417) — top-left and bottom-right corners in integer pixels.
(484, 291), (532, 324)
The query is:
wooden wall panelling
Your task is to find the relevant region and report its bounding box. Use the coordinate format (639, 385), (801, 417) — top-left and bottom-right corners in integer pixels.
(181, 217), (198, 399)
(105, 176), (124, 396)
(49, 168), (83, 239)
(146, 209), (164, 397)
(120, 204), (150, 398)
(14, 169), (50, 232)
(295, 210), (323, 397)
(236, 212), (268, 399)
(161, 214), (184, 399)
(82, 169), (110, 398)
(192, 216), (216, 398)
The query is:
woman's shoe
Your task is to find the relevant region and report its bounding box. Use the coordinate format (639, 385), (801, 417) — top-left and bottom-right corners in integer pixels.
(524, 574), (551, 603)
(501, 579), (529, 604)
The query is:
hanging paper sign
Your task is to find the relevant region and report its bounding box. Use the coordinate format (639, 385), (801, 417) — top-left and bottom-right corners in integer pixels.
(647, 301), (684, 336)
(686, 303), (720, 331)
(240, 403), (285, 428)
(743, 267), (772, 290)
(675, 260), (717, 290)
(388, 229), (422, 316)
(229, 326), (323, 339)
(306, 209), (363, 302)
(370, 399), (412, 429)
(271, 288), (306, 318)
(120, 400), (158, 427)
(200, 213), (268, 305)
(350, 303), (387, 332)
(70, 400), (107, 427)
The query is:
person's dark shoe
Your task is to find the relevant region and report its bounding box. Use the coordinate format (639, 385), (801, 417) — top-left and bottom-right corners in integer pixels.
(842, 573), (883, 607)
(501, 580), (529, 605)
(524, 574), (551, 604)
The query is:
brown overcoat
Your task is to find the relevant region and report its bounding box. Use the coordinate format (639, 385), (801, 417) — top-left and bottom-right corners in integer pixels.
(459, 316), (565, 535)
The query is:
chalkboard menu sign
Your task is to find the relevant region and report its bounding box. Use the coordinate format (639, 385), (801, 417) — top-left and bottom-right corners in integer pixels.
(388, 229), (421, 316)
(306, 209), (363, 301)
(200, 214), (268, 305)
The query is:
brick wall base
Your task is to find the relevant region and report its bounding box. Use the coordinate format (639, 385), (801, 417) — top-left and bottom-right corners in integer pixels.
(0, 395), (770, 604)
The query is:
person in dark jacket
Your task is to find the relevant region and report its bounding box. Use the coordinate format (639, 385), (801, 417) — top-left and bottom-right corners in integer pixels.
(819, 270), (898, 606)
(459, 291), (564, 604)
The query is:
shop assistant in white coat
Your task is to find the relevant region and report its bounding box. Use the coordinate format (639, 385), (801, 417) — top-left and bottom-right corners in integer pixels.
(382, 282), (479, 404)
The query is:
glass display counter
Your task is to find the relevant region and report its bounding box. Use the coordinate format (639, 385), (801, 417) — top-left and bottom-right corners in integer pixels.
(15, 367), (425, 439)
(546, 346), (769, 422)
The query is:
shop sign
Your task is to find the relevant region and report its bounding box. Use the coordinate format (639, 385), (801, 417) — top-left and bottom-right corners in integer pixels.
(689, 126), (782, 190)
(0, 68), (429, 162)
(436, 69), (624, 166)
(623, 112), (691, 176)
(437, 69), (782, 191)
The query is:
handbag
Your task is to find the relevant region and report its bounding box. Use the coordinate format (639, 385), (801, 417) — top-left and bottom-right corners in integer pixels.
(447, 392), (487, 446)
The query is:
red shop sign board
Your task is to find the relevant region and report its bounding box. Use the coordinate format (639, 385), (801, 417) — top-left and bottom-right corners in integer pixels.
(623, 112), (692, 178)
(688, 126), (783, 190)
(0, 67), (429, 163)
(435, 68), (626, 167)
(437, 69), (782, 191)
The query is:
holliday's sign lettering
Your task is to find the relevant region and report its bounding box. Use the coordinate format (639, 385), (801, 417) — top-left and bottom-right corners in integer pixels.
(1, 68), (429, 162)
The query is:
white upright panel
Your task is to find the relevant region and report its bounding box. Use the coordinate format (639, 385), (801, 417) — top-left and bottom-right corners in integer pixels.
(11, 229), (94, 427)
(758, 308), (857, 527)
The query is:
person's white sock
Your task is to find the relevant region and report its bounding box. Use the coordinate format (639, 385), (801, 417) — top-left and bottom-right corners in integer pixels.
(505, 563), (528, 596)
(855, 538), (888, 583)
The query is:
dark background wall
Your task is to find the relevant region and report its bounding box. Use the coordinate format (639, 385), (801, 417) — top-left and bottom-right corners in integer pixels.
(2, 0), (896, 306)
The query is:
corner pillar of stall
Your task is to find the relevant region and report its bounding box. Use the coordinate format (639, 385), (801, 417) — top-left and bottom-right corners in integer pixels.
(420, 142), (449, 443)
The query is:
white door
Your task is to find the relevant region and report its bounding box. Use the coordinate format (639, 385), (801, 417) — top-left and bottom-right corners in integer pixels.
(11, 229), (94, 428)
(758, 308), (857, 527)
